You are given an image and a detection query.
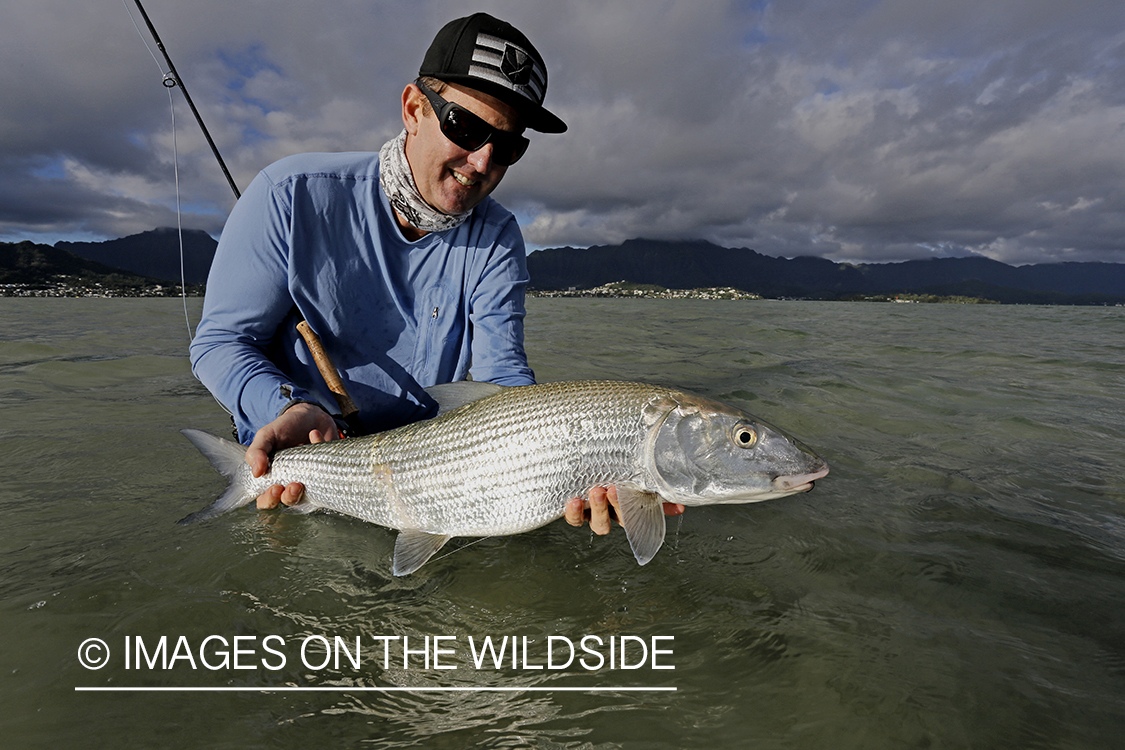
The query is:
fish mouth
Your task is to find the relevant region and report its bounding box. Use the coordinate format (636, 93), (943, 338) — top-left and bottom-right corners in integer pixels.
(772, 466), (830, 494)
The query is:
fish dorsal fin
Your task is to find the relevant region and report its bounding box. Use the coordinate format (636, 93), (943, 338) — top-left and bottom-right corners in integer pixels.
(392, 530), (453, 576)
(615, 485), (667, 566)
(425, 381), (506, 416)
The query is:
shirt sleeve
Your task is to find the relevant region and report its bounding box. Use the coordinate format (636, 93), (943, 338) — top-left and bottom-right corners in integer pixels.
(467, 216), (536, 387)
(188, 169), (321, 442)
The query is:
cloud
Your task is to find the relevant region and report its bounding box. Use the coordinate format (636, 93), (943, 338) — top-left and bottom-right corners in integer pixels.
(2, 0), (1123, 264)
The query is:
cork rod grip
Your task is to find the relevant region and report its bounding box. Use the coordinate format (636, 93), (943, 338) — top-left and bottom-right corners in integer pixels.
(295, 320), (359, 419)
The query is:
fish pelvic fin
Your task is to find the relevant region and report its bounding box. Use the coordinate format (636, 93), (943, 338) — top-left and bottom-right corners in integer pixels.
(615, 485), (667, 566)
(392, 530), (453, 576)
(177, 429), (255, 525)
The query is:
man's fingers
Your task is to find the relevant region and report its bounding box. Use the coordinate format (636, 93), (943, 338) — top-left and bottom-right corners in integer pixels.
(256, 484), (284, 510)
(564, 497), (585, 527)
(246, 445), (270, 479)
(244, 407), (334, 511)
(567, 486), (641, 535)
(588, 486), (612, 536)
(280, 482), (305, 506)
(255, 482), (306, 510)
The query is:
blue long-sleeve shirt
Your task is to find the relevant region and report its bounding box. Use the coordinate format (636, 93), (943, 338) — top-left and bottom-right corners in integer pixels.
(190, 151), (535, 444)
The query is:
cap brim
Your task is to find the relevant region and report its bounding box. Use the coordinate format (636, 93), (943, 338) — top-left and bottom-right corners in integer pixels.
(526, 106), (567, 134)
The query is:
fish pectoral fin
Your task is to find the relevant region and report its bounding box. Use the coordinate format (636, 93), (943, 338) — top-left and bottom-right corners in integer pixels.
(392, 530), (453, 576)
(615, 486), (667, 566)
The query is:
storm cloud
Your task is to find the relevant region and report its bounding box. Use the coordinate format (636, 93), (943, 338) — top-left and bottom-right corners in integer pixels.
(2, 0), (1123, 264)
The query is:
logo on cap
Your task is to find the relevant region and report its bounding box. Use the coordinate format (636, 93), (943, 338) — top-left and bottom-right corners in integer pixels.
(500, 45), (533, 87)
(469, 32), (547, 106)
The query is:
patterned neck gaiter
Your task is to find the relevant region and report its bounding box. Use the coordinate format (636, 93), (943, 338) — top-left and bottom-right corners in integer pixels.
(378, 129), (471, 235)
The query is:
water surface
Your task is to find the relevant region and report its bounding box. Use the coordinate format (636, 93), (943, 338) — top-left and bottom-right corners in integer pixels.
(3, 297), (1123, 748)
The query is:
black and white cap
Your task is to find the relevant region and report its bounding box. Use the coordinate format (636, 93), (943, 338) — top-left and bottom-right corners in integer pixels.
(419, 13), (567, 134)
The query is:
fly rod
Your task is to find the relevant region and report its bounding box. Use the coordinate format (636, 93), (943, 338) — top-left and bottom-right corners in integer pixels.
(131, 1), (364, 433)
(131, 0), (241, 200)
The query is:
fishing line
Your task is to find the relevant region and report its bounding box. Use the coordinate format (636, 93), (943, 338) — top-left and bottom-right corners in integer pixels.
(122, 0), (192, 338)
(126, 0), (241, 200)
(124, 2), (350, 436)
(124, 0), (244, 344)
(122, 0), (164, 72)
(169, 85), (192, 340)
(123, 0), (238, 424)
(430, 536), (495, 565)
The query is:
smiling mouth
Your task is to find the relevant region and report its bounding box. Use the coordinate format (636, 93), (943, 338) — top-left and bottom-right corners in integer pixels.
(452, 170), (479, 187)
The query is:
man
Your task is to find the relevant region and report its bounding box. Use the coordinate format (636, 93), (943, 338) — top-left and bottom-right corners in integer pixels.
(191, 13), (682, 535)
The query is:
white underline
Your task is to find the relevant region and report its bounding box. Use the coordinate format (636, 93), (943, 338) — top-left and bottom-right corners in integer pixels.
(75, 686), (676, 693)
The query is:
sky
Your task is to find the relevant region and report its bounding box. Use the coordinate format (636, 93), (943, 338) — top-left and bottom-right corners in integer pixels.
(2, 0), (1123, 265)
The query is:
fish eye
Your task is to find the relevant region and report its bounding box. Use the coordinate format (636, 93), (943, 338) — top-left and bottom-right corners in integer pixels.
(732, 424), (758, 448)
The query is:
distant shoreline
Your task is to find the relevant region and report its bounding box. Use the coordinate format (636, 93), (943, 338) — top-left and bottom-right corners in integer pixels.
(529, 281), (762, 301)
(0, 281), (204, 298)
(527, 281), (1007, 304)
(2, 280), (1121, 307)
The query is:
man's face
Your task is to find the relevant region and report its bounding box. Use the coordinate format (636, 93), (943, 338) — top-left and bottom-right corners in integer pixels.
(402, 81), (522, 218)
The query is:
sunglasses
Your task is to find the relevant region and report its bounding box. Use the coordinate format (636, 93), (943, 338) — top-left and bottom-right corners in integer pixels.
(415, 79), (529, 167)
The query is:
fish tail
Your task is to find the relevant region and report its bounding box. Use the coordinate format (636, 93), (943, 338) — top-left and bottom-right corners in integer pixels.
(177, 428), (256, 525)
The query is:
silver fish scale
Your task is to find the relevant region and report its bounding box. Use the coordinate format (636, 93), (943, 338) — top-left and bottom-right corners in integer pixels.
(257, 438), (377, 508)
(261, 381), (672, 537)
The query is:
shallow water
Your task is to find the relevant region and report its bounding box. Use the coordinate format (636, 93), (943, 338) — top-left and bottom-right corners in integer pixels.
(3, 297), (1123, 748)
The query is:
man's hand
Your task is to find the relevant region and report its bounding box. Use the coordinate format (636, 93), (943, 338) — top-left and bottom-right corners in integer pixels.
(246, 402), (341, 510)
(564, 486), (685, 534)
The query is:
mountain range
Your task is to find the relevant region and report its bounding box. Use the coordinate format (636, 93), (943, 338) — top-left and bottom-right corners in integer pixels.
(0, 239), (161, 290)
(3, 230), (1123, 304)
(526, 239), (1125, 304)
(56, 228), (218, 285)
